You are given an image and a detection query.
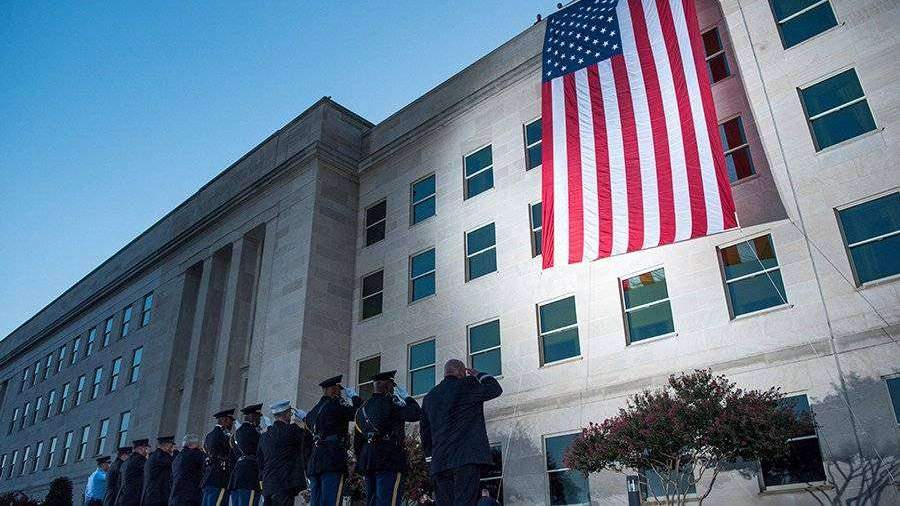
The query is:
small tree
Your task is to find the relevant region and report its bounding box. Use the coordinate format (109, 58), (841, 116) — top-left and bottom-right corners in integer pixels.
(0, 491), (40, 506)
(565, 370), (805, 505)
(43, 476), (74, 506)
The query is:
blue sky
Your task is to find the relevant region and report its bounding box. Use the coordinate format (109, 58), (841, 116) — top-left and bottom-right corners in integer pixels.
(0, 1), (551, 339)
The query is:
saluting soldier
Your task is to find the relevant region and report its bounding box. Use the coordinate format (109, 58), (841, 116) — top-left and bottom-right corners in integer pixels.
(201, 409), (236, 506)
(142, 436), (176, 505)
(103, 447), (131, 506)
(229, 404), (263, 506)
(170, 434), (206, 506)
(304, 375), (362, 506)
(353, 370), (422, 506)
(257, 400), (311, 506)
(116, 439), (151, 506)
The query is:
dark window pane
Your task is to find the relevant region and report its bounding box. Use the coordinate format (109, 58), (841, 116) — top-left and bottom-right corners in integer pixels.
(641, 468), (696, 499)
(887, 378), (900, 424)
(527, 144), (543, 170)
(702, 29), (723, 55)
(362, 293), (383, 319)
(362, 271), (384, 297)
(621, 269), (668, 308)
(539, 297), (577, 333)
(779, 395), (816, 437)
(849, 235), (900, 284)
(627, 302), (675, 342)
(411, 249), (435, 278)
(542, 328), (581, 364)
(409, 341), (435, 370)
(410, 367), (435, 396)
(778, 2), (838, 48)
(366, 221), (386, 246)
(719, 118), (747, 151)
(466, 169), (494, 198)
(526, 120), (542, 144)
(412, 175), (435, 202)
(531, 203), (543, 229)
(728, 271), (787, 316)
(707, 54), (731, 83)
(810, 100), (876, 150)
(467, 224), (496, 254)
(720, 236), (779, 279)
(761, 437), (826, 486)
(358, 358), (380, 384)
(839, 193), (900, 244)
(726, 147), (756, 182)
(770, 0), (825, 20)
(533, 231), (543, 257)
(411, 274), (436, 301)
(366, 200), (386, 225)
(549, 470), (591, 505)
(465, 146), (493, 177)
(470, 320), (500, 352)
(545, 434), (576, 470)
(472, 349), (502, 377)
(801, 69), (865, 118)
(412, 196), (436, 224)
(468, 250), (497, 280)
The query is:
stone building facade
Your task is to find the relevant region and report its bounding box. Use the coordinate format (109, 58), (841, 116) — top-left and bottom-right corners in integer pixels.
(1, 0), (898, 504)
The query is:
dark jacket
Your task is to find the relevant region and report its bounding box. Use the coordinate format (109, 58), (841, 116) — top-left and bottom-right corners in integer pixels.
(228, 423), (261, 491)
(421, 373), (502, 474)
(200, 426), (231, 490)
(103, 457), (126, 506)
(257, 420), (311, 497)
(169, 447), (205, 505)
(115, 452), (147, 506)
(141, 448), (173, 505)
(304, 395), (361, 477)
(353, 393), (422, 474)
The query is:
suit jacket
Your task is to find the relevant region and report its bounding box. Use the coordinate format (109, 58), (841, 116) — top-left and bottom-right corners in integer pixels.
(353, 393), (422, 473)
(115, 452), (146, 506)
(421, 373), (502, 474)
(103, 457), (126, 506)
(141, 448), (173, 505)
(169, 447), (205, 505)
(303, 395), (361, 476)
(200, 426), (231, 490)
(257, 420), (310, 497)
(228, 423), (261, 491)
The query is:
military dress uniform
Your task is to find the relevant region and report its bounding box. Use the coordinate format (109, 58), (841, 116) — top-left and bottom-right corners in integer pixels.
(103, 448), (130, 506)
(304, 375), (362, 506)
(142, 436), (175, 506)
(201, 409), (235, 506)
(170, 445), (206, 506)
(116, 439), (150, 506)
(229, 404), (263, 506)
(258, 401), (311, 506)
(353, 371), (422, 506)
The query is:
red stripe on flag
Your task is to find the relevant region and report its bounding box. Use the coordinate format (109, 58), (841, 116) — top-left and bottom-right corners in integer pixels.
(587, 64), (612, 258)
(629, 0), (675, 245)
(541, 81), (555, 269)
(611, 55), (644, 252)
(681, 0), (737, 230)
(564, 73), (584, 264)
(657, 0), (707, 238)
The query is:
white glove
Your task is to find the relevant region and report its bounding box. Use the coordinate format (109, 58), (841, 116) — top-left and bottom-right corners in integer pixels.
(425, 456), (432, 463)
(393, 386), (410, 399)
(343, 386), (359, 399)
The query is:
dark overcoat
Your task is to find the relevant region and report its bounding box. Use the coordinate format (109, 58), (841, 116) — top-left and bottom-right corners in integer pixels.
(353, 393), (422, 474)
(303, 395), (361, 477)
(169, 447), (205, 506)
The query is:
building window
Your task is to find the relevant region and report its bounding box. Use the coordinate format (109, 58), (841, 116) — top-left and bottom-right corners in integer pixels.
(525, 118), (543, 171)
(0, 454), (5, 480)
(109, 357), (123, 392)
(538, 296), (581, 366)
(20, 367), (29, 393)
(365, 200), (387, 246)
(32, 441), (43, 473)
(56, 345), (66, 374)
(530, 202), (543, 257)
(468, 319), (502, 377)
(96, 418), (110, 456)
(71, 336), (82, 365)
(481, 443), (504, 503)
(43, 353), (53, 380)
(75, 375), (86, 407)
(410, 174), (436, 225)
(885, 377), (900, 424)
(61, 431), (73, 466)
(409, 249), (436, 302)
(465, 223), (497, 281)
(621, 268), (675, 343)
(701, 27), (730, 83)
(545, 433), (591, 505)
(719, 117), (756, 183)
(799, 69), (876, 151)
(45, 390), (56, 420)
(141, 292), (153, 327)
(464, 145), (494, 199)
(129, 347), (143, 383)
(86, 327), (97, 357)
(836, 192), (899, 285)
(21, 402), (30, 430)
(20, 446), (30, 476)
(103, 317), (114, 347)
(80, 426), (92, 459)
(32, 396), (42, 425)
(59, 383), (71, 414)
(761, 394), (826, 487)
(357, 355), (381, 400)
(7, 450), (17, 479)
(769, 0), (837, 48)
(121, 305), (133, 338)
(46, 437), (57, 469)
(640, 467), (696, 501)
(361, 270), (384, 320)
(409, 339), (436, 397)
(32, 361), (40, 387)
(719, 235), (787, 318)
(116, 411), (131, 448)
(8, 407), (18, 435)
(91, 367), (104, 400)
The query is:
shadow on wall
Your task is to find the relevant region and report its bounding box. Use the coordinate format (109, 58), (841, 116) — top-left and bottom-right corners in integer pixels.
(495, 423), (542, 504)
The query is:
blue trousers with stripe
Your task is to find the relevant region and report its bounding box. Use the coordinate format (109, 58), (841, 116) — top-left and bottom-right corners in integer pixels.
(229, 489), (261, 506)
(365, 471), (404, 506)
(201, 487), (228, 506)
(308, 472), (344, 506)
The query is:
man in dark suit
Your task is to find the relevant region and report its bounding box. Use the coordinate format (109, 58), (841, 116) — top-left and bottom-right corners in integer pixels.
(170, 434), (206, 506)
(229, 404), (263, 506)
(201, 409), (235, 506)
(142, 436), (176, 505)
(304, 375), (362, 506)
(103, 447), (131, 506)
(421, 359), (502, 506)
(258, 400), (312, 506)
(116, 439), (151, 506)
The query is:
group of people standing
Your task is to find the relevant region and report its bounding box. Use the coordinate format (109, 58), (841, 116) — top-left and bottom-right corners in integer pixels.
(83, 358), (502, 506)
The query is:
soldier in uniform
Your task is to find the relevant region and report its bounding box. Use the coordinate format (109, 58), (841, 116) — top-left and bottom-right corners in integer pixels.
(170, 434), (206, 506)
(103, 447), (131, 506)
(258, 400), (311, 506)
(304, 375), (362, 506)
(353, 370), (422, 506)
(201, 409), (235, 506)
(116, 438), (151, 506)
(229, 404), (263, 506)
(142, 436), (176, 505)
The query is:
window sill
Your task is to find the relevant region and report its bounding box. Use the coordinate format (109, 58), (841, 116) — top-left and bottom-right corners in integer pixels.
(526, 164), (542, 172)
(463, 186), (497, 203)
(628, 332), (679, 347)
(409, 293), (437, 307)
(466, 269), (499, 285)
(730, 173), (759, 187)
(759, 481), (831, 495)
(858, 272), (900, 290)
(731, 303), (792, 321)
(540, 355), (583, 369)
(781, 23), (842, 52)
(409, 214), (436, 229)
(359, 313), (384, 324)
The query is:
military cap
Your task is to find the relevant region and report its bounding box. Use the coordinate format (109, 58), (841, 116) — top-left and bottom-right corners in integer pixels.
(318, 374), (343, 388)
(116, 446), (133, 454)
(96, 456), (112, 464)
(241, 403), (263, 415)
(270, 400), (292, 415)
(157, 435), (175, 444)
(212, 408), (235, 419)
(372, 370), (397, 382)
(132, 438), (150, 448)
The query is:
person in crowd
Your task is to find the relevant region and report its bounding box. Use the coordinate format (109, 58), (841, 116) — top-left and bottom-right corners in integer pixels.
(304, 375), (362, 506)
(353, 370), (421, 506)
(116, 438), (151, 506)
(85, 456), (111, 506)
(170, 434), (206, 506)
(142, 435), (176, 505)
(258, 400), (312, 506)
(420, 359), (502, 506)
(201, 409), (235, 506)
(103, 447), (131, 506)
(229, 404), (263, 506)
(476, 488), (501, 506)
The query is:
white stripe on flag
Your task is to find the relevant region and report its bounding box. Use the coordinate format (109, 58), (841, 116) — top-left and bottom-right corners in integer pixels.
(551, 77), (570, 263)
(617, 0), (660, 249)
(598, 59), (628, 256)
(575, 67), (600, 262)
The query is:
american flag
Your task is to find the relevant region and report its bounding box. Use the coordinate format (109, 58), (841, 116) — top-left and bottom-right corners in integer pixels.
(541, 0), (737, 269)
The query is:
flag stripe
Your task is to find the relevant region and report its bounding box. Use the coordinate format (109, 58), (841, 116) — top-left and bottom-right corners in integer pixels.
(576, 68), (600, 262)
(551, 77), (570, 263)
(564, 73), (585, 263)
(540, 81), (555, 269)
(598, 59), (628, 256)
(587, 64), (613, 259)
(611, 55), (644, 252)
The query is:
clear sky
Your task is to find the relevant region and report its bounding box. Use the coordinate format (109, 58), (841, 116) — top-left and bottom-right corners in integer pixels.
(0, 1), (552, 339)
